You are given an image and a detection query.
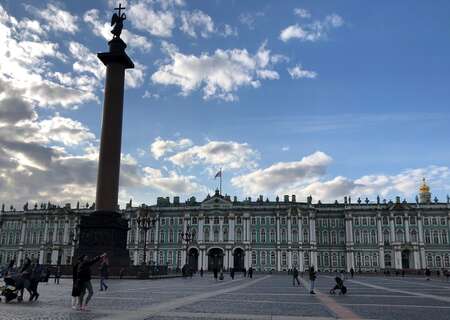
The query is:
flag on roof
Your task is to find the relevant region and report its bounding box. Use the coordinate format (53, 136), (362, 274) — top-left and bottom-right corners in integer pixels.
(214, 170), (222, 178)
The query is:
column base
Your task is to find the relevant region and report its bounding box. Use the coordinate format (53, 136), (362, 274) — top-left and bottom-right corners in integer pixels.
(75, 211), (130, 275)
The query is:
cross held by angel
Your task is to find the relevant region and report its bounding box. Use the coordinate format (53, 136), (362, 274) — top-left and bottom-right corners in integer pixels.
(111, 3), (126, 38)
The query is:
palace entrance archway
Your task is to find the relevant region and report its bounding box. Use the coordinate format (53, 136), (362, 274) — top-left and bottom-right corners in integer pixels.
(208, 248), (224, 271)
(188, 248), (199, 271)
(233, 248), (245, 271)
(401, 249), (410, 269)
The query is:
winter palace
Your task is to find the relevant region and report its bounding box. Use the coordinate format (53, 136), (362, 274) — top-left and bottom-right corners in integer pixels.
(0, 180), (449, 272)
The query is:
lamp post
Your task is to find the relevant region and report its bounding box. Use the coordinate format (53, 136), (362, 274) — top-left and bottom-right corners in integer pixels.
(180, 225), (192, 267)
(136, 207), (156, 267)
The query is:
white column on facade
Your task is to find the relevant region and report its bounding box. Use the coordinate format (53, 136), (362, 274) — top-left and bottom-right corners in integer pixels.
(39, 219), (49, 264)
(17, 219), (27, 264)
(310, 215), (316, 244)
(52, 220), (58, 243)
(288, 250), (292, 269)
(63, 218), (69, 244)
(209, 225), (213, 243)
(198, 217), (204, 242)
(133, 250), (138, 265)
(276, 215), (280, 244)
(229, 250), (234, 269)
(299, 213), (303, 244)
(405, 214), (410, 243)
(224, 250), (228, 270)
(299, 249), (304, 272)
(394, 250), (402, 270)
(246, 218), (251, 243)
(229, 217), (235, 242)
(219, 217), (223, 242)
(377, 215), (384, 269)
(413, 250), (420, 269)
(288, 216), (292, 243)
(277, 250), (281, 271)
(203, 249), (208, 270)
(389, 216), (395, 244)
(155, 216), (160, 245)
(418, 216), (424, 244)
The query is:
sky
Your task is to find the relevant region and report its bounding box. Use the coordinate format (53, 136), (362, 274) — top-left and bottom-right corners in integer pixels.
(1, 0), (450, 208)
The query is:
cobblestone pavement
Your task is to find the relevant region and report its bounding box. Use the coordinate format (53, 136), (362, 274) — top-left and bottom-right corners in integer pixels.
(1, 274), (450, 320)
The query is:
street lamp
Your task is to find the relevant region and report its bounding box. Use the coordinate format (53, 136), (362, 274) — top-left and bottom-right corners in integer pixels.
(136, 207), (156, 266)
(179, 224), (192, 266)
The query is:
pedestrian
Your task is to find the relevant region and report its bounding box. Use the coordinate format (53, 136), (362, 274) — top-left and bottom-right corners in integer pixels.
(119, 267), (125, 279)
(425, 268), (431, 281)
(200, 267), (204, 277)
(402, 269), (405, 277)
(230, 267), (235, 280)
(71, 256), (82, 310)
(29, 259), (42, 301)
(54, 265), (61, 284)
(213, 267), (218, 281)
(18, 258), (34, 301)
(99, 255), (109, 291)
(309, 266), (317, 294)
(292, 267), (300, 286)
(243, 268), (247, 278)
(78, 253), (106, 311)
(350, 267), (354, 279)
(248, 266), (253, 279)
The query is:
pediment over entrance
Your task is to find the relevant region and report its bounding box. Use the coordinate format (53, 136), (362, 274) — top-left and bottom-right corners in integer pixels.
(201, 191), (233, 209)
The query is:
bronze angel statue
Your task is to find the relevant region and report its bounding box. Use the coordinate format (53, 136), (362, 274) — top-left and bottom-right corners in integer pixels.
(111, 9), (126, 38)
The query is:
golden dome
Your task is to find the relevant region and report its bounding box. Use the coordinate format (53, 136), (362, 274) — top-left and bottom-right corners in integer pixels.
(419, 178), (430, 193)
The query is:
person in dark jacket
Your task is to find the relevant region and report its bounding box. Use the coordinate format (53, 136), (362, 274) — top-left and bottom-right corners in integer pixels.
(29, 260), (42, 301)
(200, 267), (204, 277)
(230, 267), (235, 280)
(292, 267), (300, 286)
(71, 256), (83, 310)
(213, 267), (218, 281)
(309, 266), (317, 294)
(18, 258), (34, 301)
(350, 267), (354, 279)
(99, 256), (109, 291)
(248, 267), (253, 279)
(77, 253), (106, 311)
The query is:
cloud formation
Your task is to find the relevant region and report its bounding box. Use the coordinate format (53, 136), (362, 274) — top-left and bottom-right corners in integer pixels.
(152, 42), (282, 101)
(287, 65), (317, 79)
(150, 137), (193, 159)
(280, 13), (344, 42)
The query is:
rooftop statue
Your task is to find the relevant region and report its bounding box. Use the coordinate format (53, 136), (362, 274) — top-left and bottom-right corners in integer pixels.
(111, 3), (126, 39)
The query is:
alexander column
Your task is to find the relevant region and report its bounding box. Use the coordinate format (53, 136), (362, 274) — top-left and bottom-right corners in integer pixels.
(76, 4), (133, 271)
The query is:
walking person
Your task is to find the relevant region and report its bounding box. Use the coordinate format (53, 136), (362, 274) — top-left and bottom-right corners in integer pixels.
(71, 256), (82, 310)
(309, 266), (317, 294)
(213, 267), (218, 281)
(230, 267), (235, 280)
(200, 267), (204, 277)
(99, 255), (109, 291)
(18, 258), (34, 301)
(119, 267), (125, 279)
(243, 268), (247, 278)
(54, 265), (61, 284)
(29, 259), (42, 301)
(78, 253), (106, 311)
(350, 267), (354, 279)
(292, 267), (300, 286)
(248, 266), (253, 279)
(425, 268), (431, 281)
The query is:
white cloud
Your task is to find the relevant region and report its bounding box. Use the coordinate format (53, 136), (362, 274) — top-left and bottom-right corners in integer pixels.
(168, 140), (259, 171)
(143, 90), (160, 99)
(142, 167), (206, 194)
(128, 1), (175, 37)
(281, 146), (290, 152)
(239, 11), (264, 30)
(152, 42), (281, 101)
(126, 61), (146, 89)
(151, 137), (193, 159)
(287, 64), (317, 79)
(294, 8), (311, 19)
(280, 13), (344, 42)
(231, 151), (332, 194)
(180, 10), (214, 38)
(37, 115), (96, 146)
(27, 3), (78, 34)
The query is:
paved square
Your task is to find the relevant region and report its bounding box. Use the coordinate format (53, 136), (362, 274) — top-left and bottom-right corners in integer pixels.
(1, 274), (450, 320)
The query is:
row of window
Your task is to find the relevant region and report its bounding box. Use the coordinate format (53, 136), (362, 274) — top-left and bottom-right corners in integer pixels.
(0, 229), (73, 246)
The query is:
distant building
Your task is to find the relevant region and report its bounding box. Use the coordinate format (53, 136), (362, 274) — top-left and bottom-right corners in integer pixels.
(1, 180), (449, 272)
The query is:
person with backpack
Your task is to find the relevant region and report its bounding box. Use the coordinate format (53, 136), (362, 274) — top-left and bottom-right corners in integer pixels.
(71, 256), (82, 310)
(309, 266), (317, 294)
(77, 253), (106, 311)
(292, 267), (300, 286)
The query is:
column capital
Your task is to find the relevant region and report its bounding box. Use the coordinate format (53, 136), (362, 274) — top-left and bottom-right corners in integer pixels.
(98, 38), (134, 68)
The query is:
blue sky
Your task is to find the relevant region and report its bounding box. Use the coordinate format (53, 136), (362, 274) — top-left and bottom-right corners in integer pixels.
(0, 0), (449, 207)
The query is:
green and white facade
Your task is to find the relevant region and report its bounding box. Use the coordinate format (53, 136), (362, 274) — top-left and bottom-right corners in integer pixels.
(1, 185), (450, 272)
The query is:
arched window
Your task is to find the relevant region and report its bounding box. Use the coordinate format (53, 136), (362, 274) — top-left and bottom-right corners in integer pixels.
(292, 229), (298, 242)
(362, 230), (369, 244)
(355, 230), (361, 244)
(281, 229), (287, 242)
(214, 217), (219, 225)
(373, 253), (378, 267)
(281, 251), (287, 266)
(204, 228), (210, 242)
(261, 251), (267, 265)
(436, 256), (442, 267)
(425, 230), (431, 244)
(270, 251), (276, 265)
(292, 252), (298, 267)
(370, 230), (376, 244)
(410, 229), (418, 243)
(303, 230), (309, 243)
(236, 228), (242, 242)
(382, 216), (388, 225)
(441, 230), (448, 244)
(304, 251), (310, 268)
(445, 255), (450, 268)
(384, 254), (391, 267)
(323, 231), (329, 244)
(251, 230), (256, 243)
(214, 229), (219, 242)
(396, 217), (402, 225)
(149, 229), (154, 243)
(260, 228), (266, 243)
(395, 229), (404, 243)
(159, 250), (164, 265)
(192, 217), (198, 224)
(223, 227), (228, 242)
(191, 228), (197, 241)
(331, 253), (337, 267)
(270, 229), (275, 243)
(339, 230), (345, 244)
(427, 254), (433, 267)
(324, 253), (329, 267)
(169, 229), (174, 243)
(331, 231), (337, 245)
(251, 251), (257, 266)
(364, 255), (370, 267)
(433, 230), (439, 244)
(159, 229), (165, 243)
(167, 251), (173, 265)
